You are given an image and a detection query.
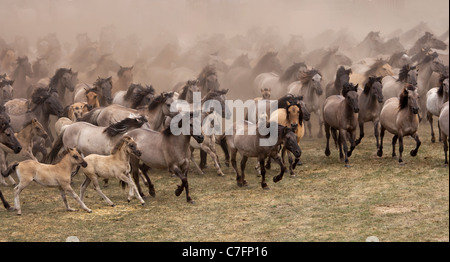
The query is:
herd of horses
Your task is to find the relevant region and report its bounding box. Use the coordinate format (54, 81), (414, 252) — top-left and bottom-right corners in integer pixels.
(0, 26), (448, 215)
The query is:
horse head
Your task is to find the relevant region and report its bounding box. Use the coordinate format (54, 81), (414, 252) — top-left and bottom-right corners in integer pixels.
(279, 125), (301, 158)
(343, 83), (359, 113)
(94, 76), (113, 105)
(400, 84), (420, 114)
(0, 106), (22, 153)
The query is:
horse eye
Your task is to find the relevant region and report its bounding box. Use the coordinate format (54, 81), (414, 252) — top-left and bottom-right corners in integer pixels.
(73, 155), (79, 160)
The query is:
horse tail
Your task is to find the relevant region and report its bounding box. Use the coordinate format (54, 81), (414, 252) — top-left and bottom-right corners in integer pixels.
(44, 128), (65, 164)
(2, 162), (19, 177)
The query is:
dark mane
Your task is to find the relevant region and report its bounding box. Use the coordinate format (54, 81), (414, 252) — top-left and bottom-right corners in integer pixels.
(365, 59), (388, 77)
(148, 92), (174, 111)
(342, 82), (358, 97)
(111, 136), (128, 154)
(201, 89), (228, 102)
(418, 51), (439, 67)
(399, 84), (416, 109)
(49, 68), (72, 88)
(93, 76), (112, 88)
(279, 62), (306, 82)
(334, 66), (352, 91)
(437, 73), (449, 97)
(102, 116), (146, 137)
(397, 64), (416, 82)
(299, 69), (321, 85)
(363, 76), (382, 94)
(31, 87), (51, 104)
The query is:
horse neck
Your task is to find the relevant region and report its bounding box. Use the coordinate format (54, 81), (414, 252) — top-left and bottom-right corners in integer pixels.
(112, 143), (129, 162)
(29, 103), (47, 124)
(16, 124), (33, 147)
(418, 63), (433, 90)
(56, 154), (77, 172)
(144, 103), (166, 130)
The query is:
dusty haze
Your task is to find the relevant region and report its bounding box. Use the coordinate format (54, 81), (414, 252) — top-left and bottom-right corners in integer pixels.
(1, 0), (448, 51)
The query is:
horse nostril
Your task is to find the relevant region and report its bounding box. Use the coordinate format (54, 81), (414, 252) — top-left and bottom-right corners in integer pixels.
(354, 108), (359, 113)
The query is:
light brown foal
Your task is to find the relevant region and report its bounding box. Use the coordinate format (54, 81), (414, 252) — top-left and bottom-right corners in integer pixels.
(2, 147), (91, 215)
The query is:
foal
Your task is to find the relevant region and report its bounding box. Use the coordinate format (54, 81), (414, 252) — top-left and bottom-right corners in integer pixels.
(2, 148), (91, 215)
(377, 84), (421, 164)
(79, 136), (145, 206)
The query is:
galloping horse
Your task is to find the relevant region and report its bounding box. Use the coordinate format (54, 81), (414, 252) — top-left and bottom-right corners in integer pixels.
(377, 84), (421, 164)
(355, 76), (384, 148)
(323, 83), (360, 167)
(382, 64), (418, 101)
(325, 66), (352, 98)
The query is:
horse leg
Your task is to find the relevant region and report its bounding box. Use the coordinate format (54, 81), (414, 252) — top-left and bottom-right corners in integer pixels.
(438, 121), (442, 142)
(190, 153), (204, 175)
(398, 135), (404, 164)
(60, 183), (92, 213)
(374, 119), (380, 149)
(14, 177), (33, 215)
(89, 175), (115, 206)
(130, 155), (145, 197)
(347, 131), (356, 158)
(355, 122), (364, 146)
(337, 131), (344, 162)
(391, 135), (398, 158)
(219, 138), (230, 167)
(259, 159), (269, 190)
(0, 151), (15, 186)
(272, 154), (287, 183)
(377, 125), (385, 157)
(79, 176), (91, 201)
(410, 133), (421, 157)
(317, 110), (324, 138)
(0, 190), (13, 211)
(172, 165), (193, 203)
(427, 112), (435, 143)
(199, 150), (208, 170)
(324, 122), (331, 156)
(443, 133), (448, 165)
(307, 120), (313, 138)
(338, 130), (350, 167)
(239, 155), (248, 187)
(202, 145), (225, 176)
(118, 173), (145, 205)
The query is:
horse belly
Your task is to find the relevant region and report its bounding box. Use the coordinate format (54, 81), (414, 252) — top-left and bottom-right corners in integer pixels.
(426, 88), (441, 116)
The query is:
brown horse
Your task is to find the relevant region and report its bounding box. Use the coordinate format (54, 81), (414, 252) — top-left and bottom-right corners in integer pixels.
(377, 84), (421, 164)
(355, 76), (384, 148)
(323, 82), (359, 167)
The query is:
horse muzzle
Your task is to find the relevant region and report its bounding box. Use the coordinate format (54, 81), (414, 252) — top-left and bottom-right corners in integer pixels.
(134, 150), (142, 157)
(81, 161), (88, 168)
(412, 108), (419, 114)
(354, 108), (360, 113)
(14, 145), (22, 154)
(193, 135), (204, 144)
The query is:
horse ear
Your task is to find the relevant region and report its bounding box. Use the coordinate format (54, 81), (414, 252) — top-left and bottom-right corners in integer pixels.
(286, 101), (291, 106)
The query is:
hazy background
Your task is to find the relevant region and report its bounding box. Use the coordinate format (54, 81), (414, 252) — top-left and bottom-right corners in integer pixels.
(1, 0), (448, 50)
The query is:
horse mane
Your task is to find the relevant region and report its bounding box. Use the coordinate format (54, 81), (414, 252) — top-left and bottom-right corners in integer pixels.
(365, 59), (388, 77)
(49, 68), (72, 88)
(179, 80), (198, 100)
(103, 116), (145, 137)
(437, 73), (449, 97)
(342, 82), (358, 97)
(397, 65), (416, 82)
(148, 92), (174, 111)
(299, 69), (321, 85)
(201, 89), (228, 102)
(124, 83), (142, 100)
(110, 136), (128, 154)
(31, 87), (51, 104)
(334, 66), (351, 91)
(399, 84), (416, 109)
(418, 51), (439, 67)
(279, 62), (306, 82)
(363, 76), (382, 94)
(93, 76), (112, 88)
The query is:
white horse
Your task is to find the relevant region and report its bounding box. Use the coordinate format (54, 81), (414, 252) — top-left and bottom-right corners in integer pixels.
(426, 76), (449, 142)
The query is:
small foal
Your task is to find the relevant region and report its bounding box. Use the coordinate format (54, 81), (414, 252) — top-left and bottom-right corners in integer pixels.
(2, 147), (91, 215)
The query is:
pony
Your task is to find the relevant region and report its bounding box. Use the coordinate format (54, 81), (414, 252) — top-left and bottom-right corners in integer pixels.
(439, 102), (449, 165)
(254, 62), (307, 99)
(11, 56), (32, 99)
(377, 84), (421, 164)
(287, 69), (323, 137)
(5, 87), (63, 141)
(45, 115), (147, 164)
(225, 121), (301, 189)
(127, 112), (204, 203)
(355, 76), (384, 148)
(2, 148), (91, 215)
(325, 66), (352, 98)
(74, 76), (113, 106)
(112, 83), (155, 109)
(113, 66), (133, 94)
(382, 64), (418, 101)
(323, 82), (359, 167)
(426, 74), (449, 142)
(79, 135), (145, 206)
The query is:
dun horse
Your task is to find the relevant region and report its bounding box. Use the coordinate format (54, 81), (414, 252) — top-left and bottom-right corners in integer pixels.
(377, 84), (421, 164)
(439, 102), (449, 165)
(323, 82), (360, 167)
(2, 148), (91, 215)
(355, 76), (384, 148)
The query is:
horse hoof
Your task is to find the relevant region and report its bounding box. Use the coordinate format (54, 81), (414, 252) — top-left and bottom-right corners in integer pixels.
(217, 173), (225, 177)
(410, 150), (418, 157)
(188, 200), (196, 204)
(7, 206), (15, 212)
(399, 161), (405, 166)
(345, 164), (351, 168)
(431, 137), (436, 143)
(377, 150), (383, 157)
(325, 149), (330, 156)
(262, 186), (271, 190)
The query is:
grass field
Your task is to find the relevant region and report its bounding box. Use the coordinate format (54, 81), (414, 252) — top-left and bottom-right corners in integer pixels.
(0, 121), (448, 242)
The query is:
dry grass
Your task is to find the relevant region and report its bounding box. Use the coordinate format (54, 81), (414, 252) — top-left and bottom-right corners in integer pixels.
(0, 121), (448, 242)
